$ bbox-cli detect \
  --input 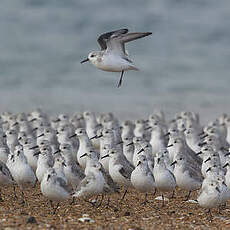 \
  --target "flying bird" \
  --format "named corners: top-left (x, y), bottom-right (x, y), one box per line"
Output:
top-left (81, 29), bottom-right (152, 87)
